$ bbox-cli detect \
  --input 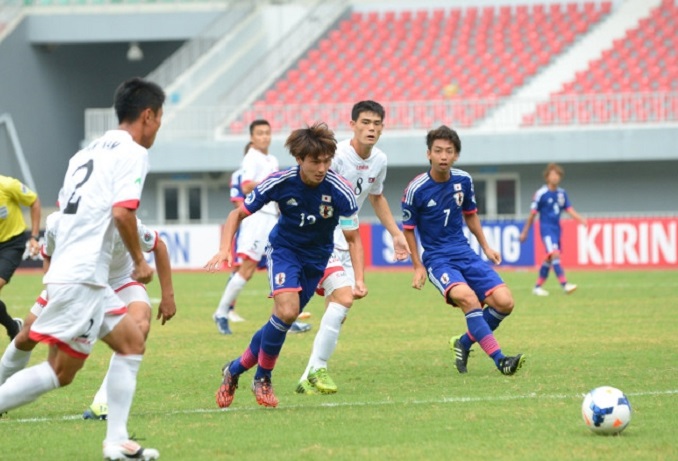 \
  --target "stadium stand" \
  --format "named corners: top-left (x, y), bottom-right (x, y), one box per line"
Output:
top-left (523, 0), bottom-right (678, 125)
top-left (233, 2), bottom-right (613, 132)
